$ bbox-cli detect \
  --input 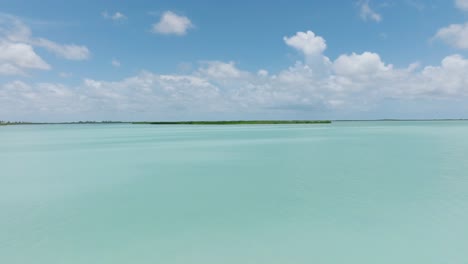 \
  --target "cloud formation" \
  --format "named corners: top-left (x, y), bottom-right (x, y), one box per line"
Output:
top-left (2, 30), bottom-right (468, 120)
top-left (358, 0), bottom-right (382, 22)
top-left (0, 14), bottom-right (90, 75)
top-left (284, 31), bottom-right (327, 57)
top-left (35, 38), bottom-right (90, 60)
top-left (333, 52), bottom-right (391, 77)
top-left (434, 22), bottom-right (468, 49)
top-left (0, 41), bottom-right (50, 75)
top-left (283, 31), bottom-right (331, 76)
top-left (152, 11), bottom-right (193, 35)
